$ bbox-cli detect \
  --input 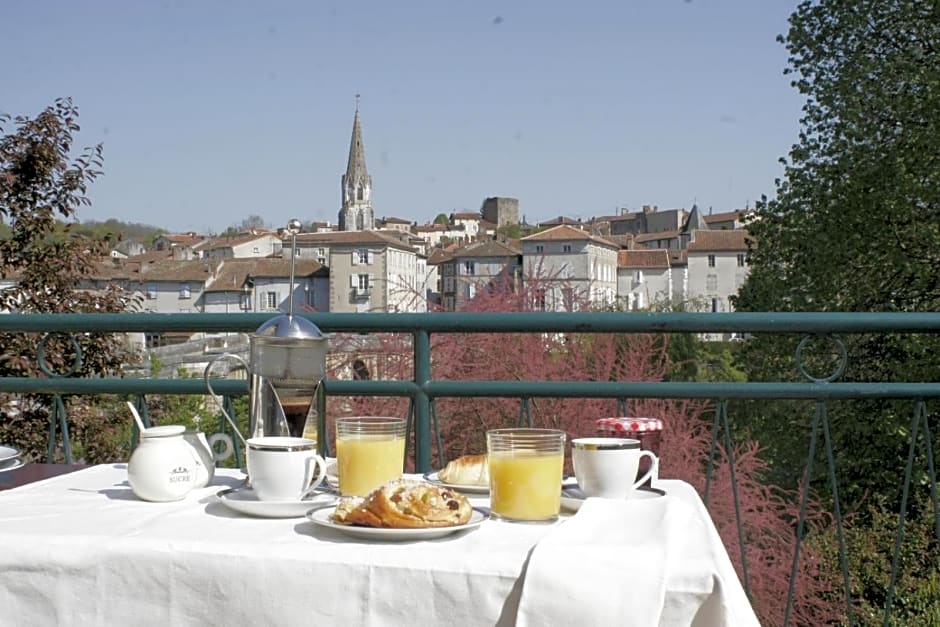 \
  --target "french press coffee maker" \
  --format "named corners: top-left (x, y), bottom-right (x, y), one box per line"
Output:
top-left (205, 219), bottom-right (329, 444)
